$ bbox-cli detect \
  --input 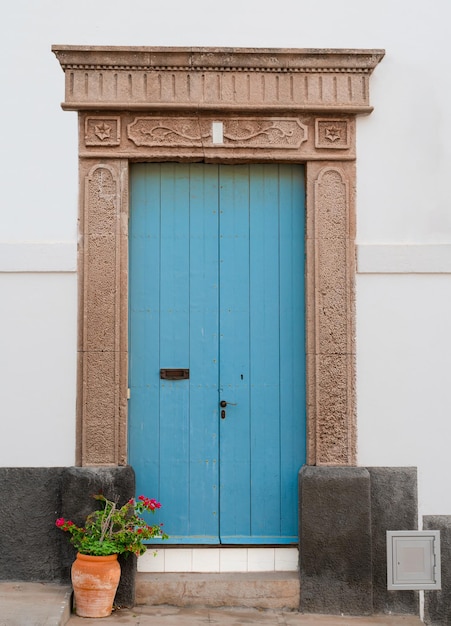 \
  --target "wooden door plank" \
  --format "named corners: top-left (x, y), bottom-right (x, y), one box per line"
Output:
top-left (219, 165), bottom-right (252, 541)
top-left (249, 164), bottom-right (283, 539)
top-left (187, 164), bottom-right (220, 541)
top-left (279, 164), bottom-right (306, 540)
